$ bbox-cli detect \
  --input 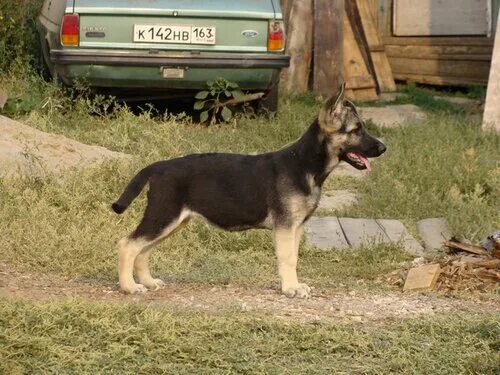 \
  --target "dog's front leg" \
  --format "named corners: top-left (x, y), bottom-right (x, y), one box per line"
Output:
top-left (274, 226), bottom-right (311, 298)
